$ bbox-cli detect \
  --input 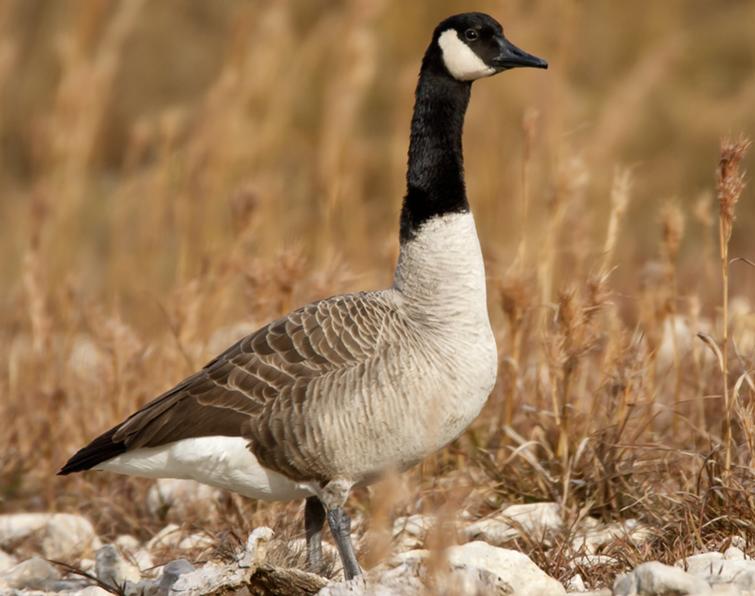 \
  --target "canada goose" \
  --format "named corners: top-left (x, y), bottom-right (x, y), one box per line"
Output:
top-left (59, 12), bottom-right (547, 580)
